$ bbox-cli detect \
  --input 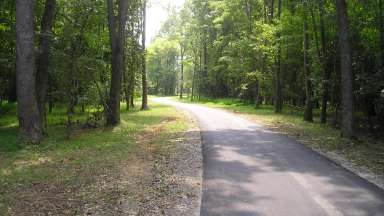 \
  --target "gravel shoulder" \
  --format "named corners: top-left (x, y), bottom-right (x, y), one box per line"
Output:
top-left (164, 110), bottom-right (203, 216)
